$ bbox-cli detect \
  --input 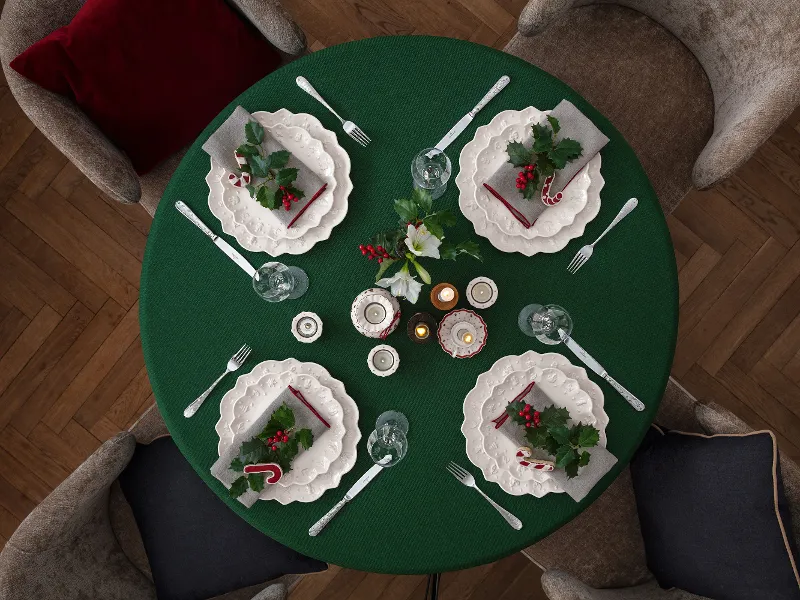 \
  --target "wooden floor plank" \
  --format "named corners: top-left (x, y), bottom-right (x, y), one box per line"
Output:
top-left (50, 161), bottom-right (86, 199)
top-left (687, 189), bottom-right (768, 251)
top-left (0, 474), bottom-right (35, 522)
top-left (0, 444), bottom-right (52, 504)
top-left (104, 364), bottom-right (151, 428)
top-left (17, 141), bottom-right (68, 200)
top-left (0, 262), bottom-right (45, 319)
top-left (0, 307), bottom-right (29, 358)
top-left (755, 140), bottom-right (800, 198)
top-left (749, 360), bottom-right (800, 420)
top-left (0, 94), bottom-right (35, 173)
top-left (88, 415), bottom-right (122, 443)
top-left (765, 311), bottom-right (800, 370)
top-left (97, 190), bottom-right (152, 237)
top-left (286, 565), bottom-right (343, 600)
top-left (27, 422), bottom-right (89, 472)
top-left (0, 306), bottom-right (60, 397)
top-left (673, 197), bottom-right (736, 255)
top-left (61, 420), bottom-right (101, 458)
top-left (0, 426), bottom-right (71, 490)
top-left (677, 243), bottom-right (719, 304)
top-left (738, 158), bottom-right (800, 230)
top-left (0, 129), bottom-right (48, 202)
top-left (785, 351), bottom-right (800, 386)
top-left (455, 0), bottom-right (515, 34)
top-left (0, 504), bottom-right (20, 542)
top-left (666, 214), bottom-right (702, 259)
